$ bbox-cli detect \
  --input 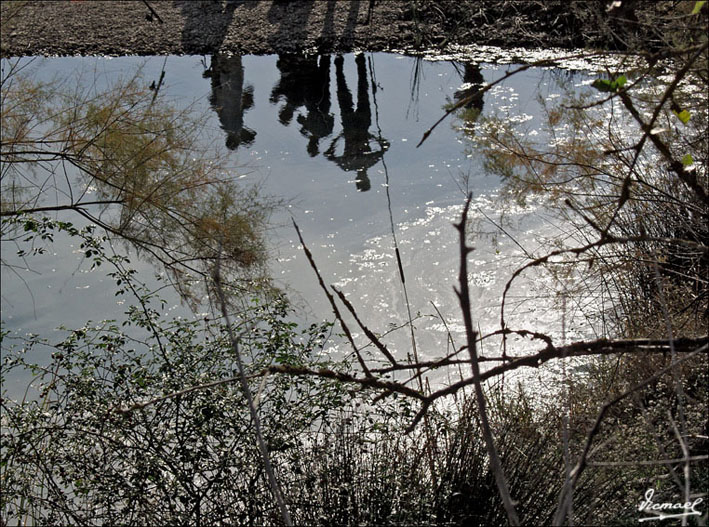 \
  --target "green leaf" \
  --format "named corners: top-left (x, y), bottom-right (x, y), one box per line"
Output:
top-left (674, 109), bottom-right (691, 124)
top-left (592, 76), bottom-right (627, 93)
top-left (592, 79), bottom-right (613, 93)
top-left (691, 1), bottom-right (706, 15)
top-left (682, 154), bottom-right (694, 166)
